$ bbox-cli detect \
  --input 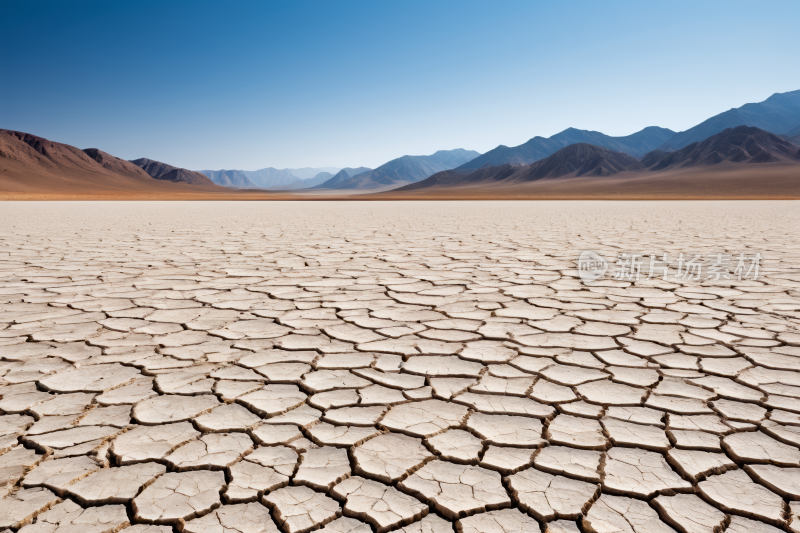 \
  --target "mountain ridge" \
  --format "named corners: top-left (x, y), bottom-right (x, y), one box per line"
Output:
top-left (0, 129), bottom-right (220, 195)
top-left (198, 166), bottom-right (342, 188)
top-left (659, 90), bottom-right (800, 150)
top-left (130, 158), bottom-right (215, 185)
top-left (457, 126), bottom-right (675, 171)
top-left (317, 149), bottom-right (480, 190)
top-left (644, 126), bottom-right (800, 170)
top-left (312, 167), bottom-right (372, 189)
top-left (199, 169), bottom-right (259, 188)
top-left (398, 126), bottom-right (799, 192)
